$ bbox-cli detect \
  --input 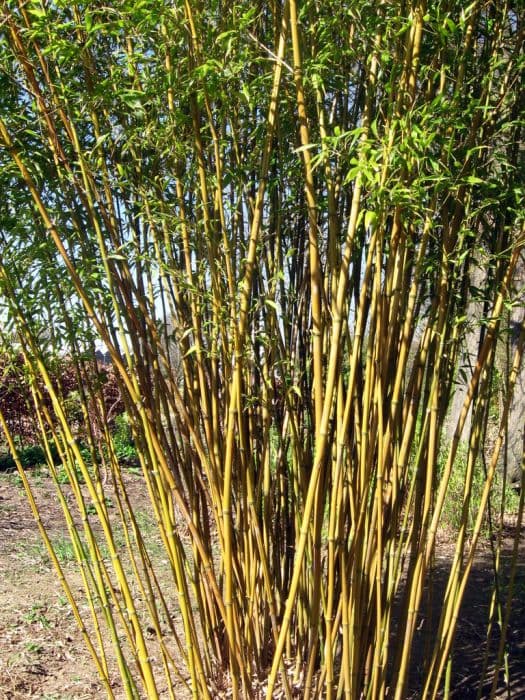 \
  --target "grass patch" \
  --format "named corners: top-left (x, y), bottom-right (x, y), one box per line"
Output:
top-left (16, 536), bottom-right (77, 568)
top-left (23, 604), bottom-right (51, 629)
top-left (440, 444), bottom-right (522, 535)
